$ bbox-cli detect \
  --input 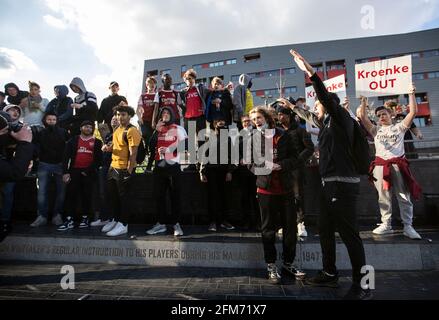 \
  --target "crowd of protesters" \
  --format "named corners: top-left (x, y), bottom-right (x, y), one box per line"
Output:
top-left (0, 48), bottom-right (426, 299)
